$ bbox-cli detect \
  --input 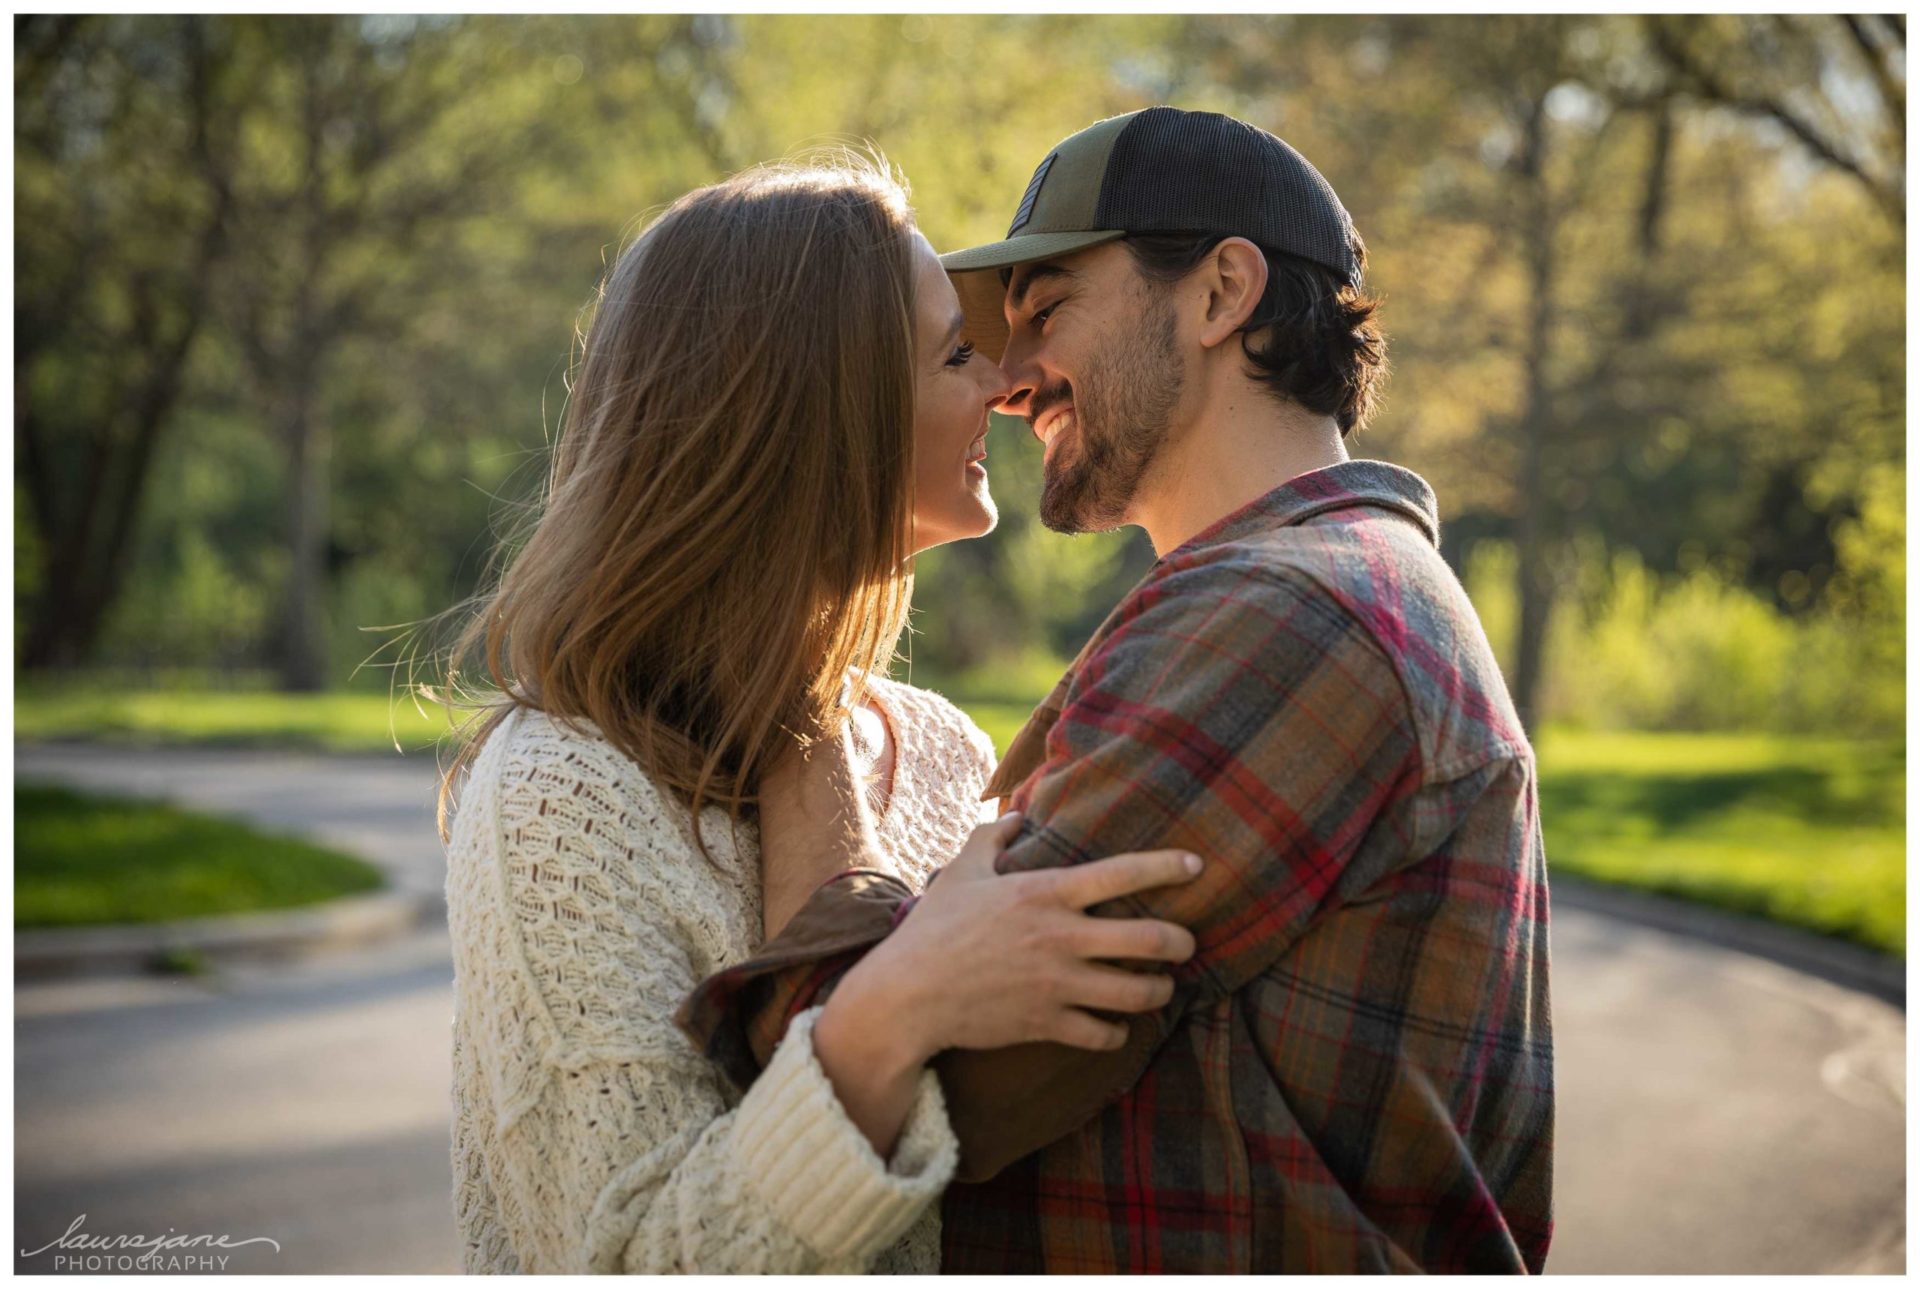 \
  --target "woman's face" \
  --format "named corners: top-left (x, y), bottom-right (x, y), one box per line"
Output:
top-left (908, 231), bottom-right (1012, 554)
